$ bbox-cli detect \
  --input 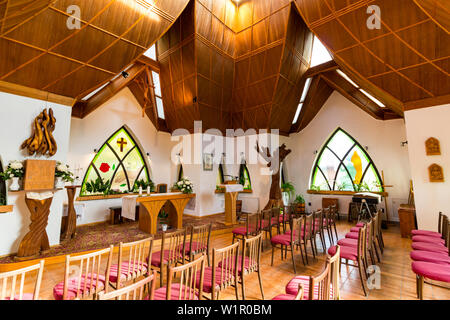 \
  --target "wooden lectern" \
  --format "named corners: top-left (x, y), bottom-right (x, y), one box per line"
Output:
top-left (222, 183), bottom-right (244, 225)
